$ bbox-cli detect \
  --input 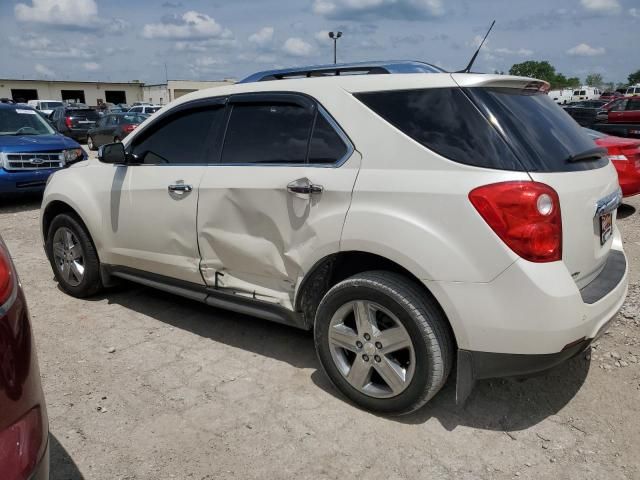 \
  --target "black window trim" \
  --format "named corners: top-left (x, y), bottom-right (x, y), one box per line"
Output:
top-left (216, 91), bottom-right (354, 168)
